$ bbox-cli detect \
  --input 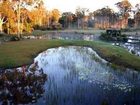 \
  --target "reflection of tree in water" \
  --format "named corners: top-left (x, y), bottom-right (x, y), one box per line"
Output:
top-left (0, 65), bottom-right (47, 105)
